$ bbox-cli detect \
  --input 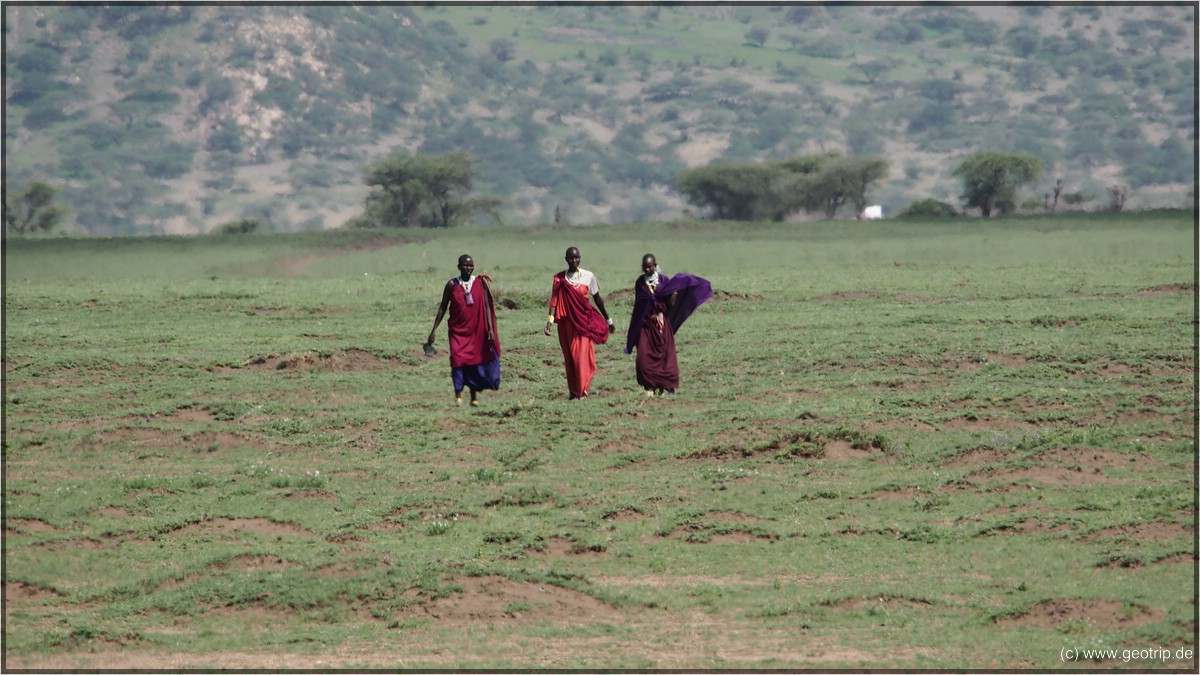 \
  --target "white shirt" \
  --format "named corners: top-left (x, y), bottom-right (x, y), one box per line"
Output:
top-left (564, 268), bottom-right (599, 295)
